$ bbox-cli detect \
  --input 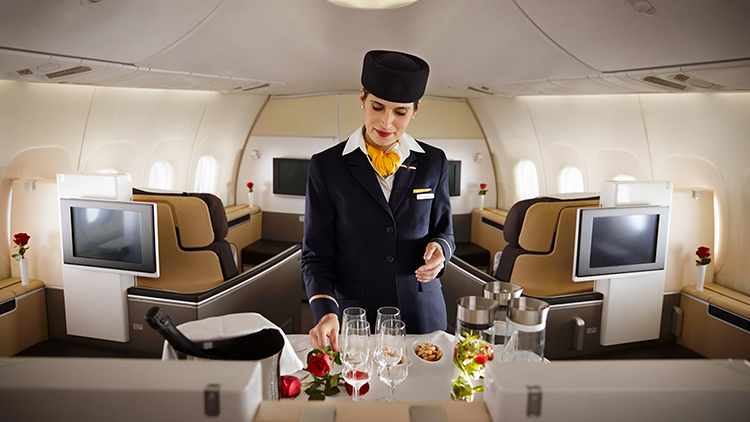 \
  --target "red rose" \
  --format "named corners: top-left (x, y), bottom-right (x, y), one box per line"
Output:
top-left (480, 183), bottom-right (487, 190)
top-left (306, 352), bottom-right (332, 377)
top-left (483, 344), bottom-right (494, 361)
top-left (474, 352), bottom-right (489, 365)
top-left (13, 233), bottom-right (30, 246)
top-left (696, 246), bottom-right (711, 259)
top-left (280, 375), bottom-right (301, 398)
